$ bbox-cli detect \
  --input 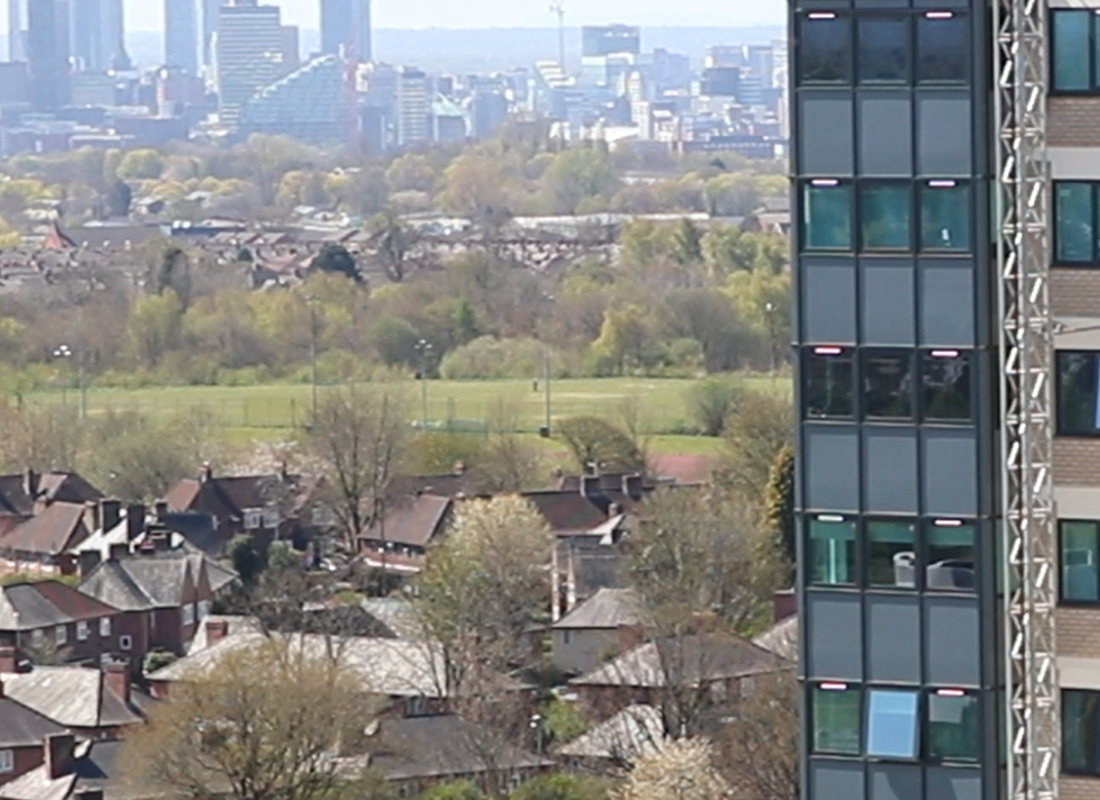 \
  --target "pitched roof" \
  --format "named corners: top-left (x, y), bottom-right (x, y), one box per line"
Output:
top-left (553, 588), bottom-right (641, 630)
top-left (0, 502), bottom-right (91, 556)
top-left (753, 615), bottom-right (798, 661)
top-left (164, 472), bottom-right (317, 522)
top-left (0, 581), bottom-right (117, 630)
top-left (0, 739), bottom-right (171, 800)
top-left (0, 668), bottom-right (143, 729)
top-left (78, 555), bottom-right (197, 611)
top-left (569, 632), bottom-right (783, 689)
top-left (0, 472), bottom-right (102, 518)
top-left (556, 704), bottom-right (665, 761)
top-left (523, 491), bottom-right (610, 535)
top-left (360, 494), bottom-right (451, 548)
top-left (0, 694), bottom-right (67, 747)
